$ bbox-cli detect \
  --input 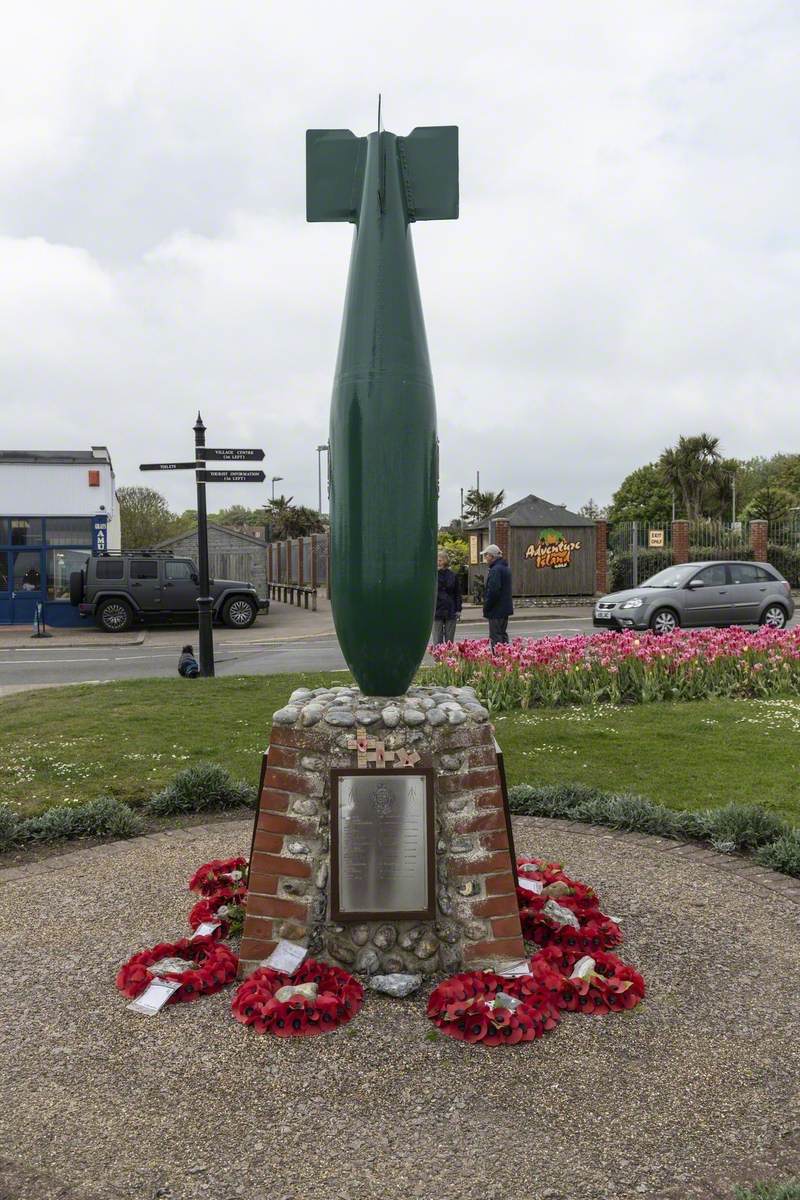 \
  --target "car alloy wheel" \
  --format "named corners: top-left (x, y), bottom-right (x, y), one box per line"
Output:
top-left (763, 605), bottom-right (787, 629)
top-left (228, 599), bottom-right (254, 627)
top-left (101, 603), bottom-right (129, 631)
top-left (652, 610), bottom-right (677, 635)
